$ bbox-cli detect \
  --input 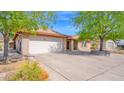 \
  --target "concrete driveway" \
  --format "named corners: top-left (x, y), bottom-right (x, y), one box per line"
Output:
top-left (35, 51), bottom-right (124, 81)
